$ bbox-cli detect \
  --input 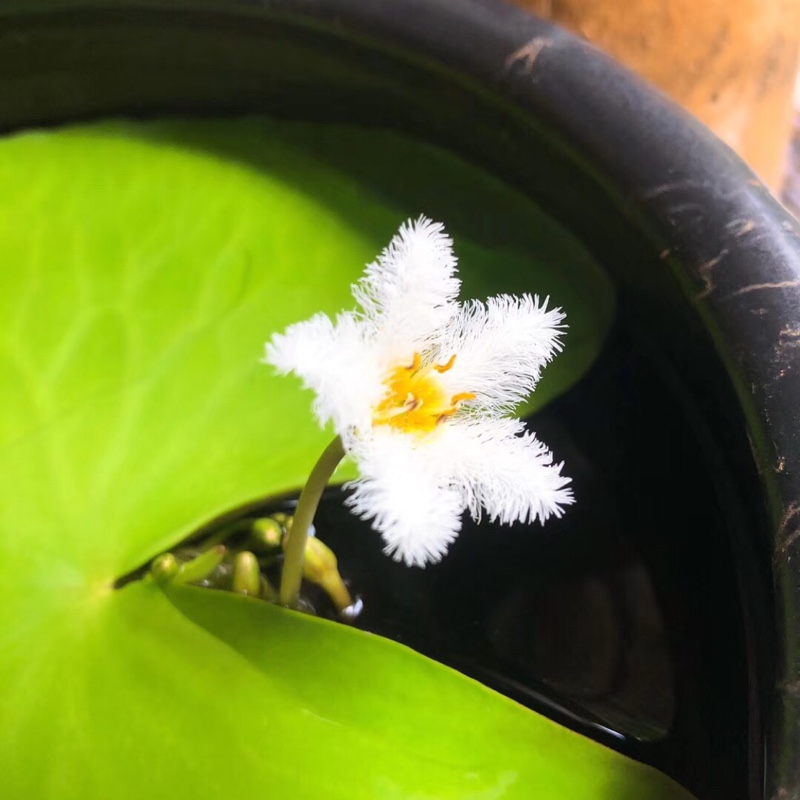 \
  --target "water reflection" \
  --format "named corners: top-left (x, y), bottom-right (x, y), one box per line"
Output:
top-left (487, 562), bottom-right (673, 741)
top-left (305, 324), bottom-right (749, 800)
